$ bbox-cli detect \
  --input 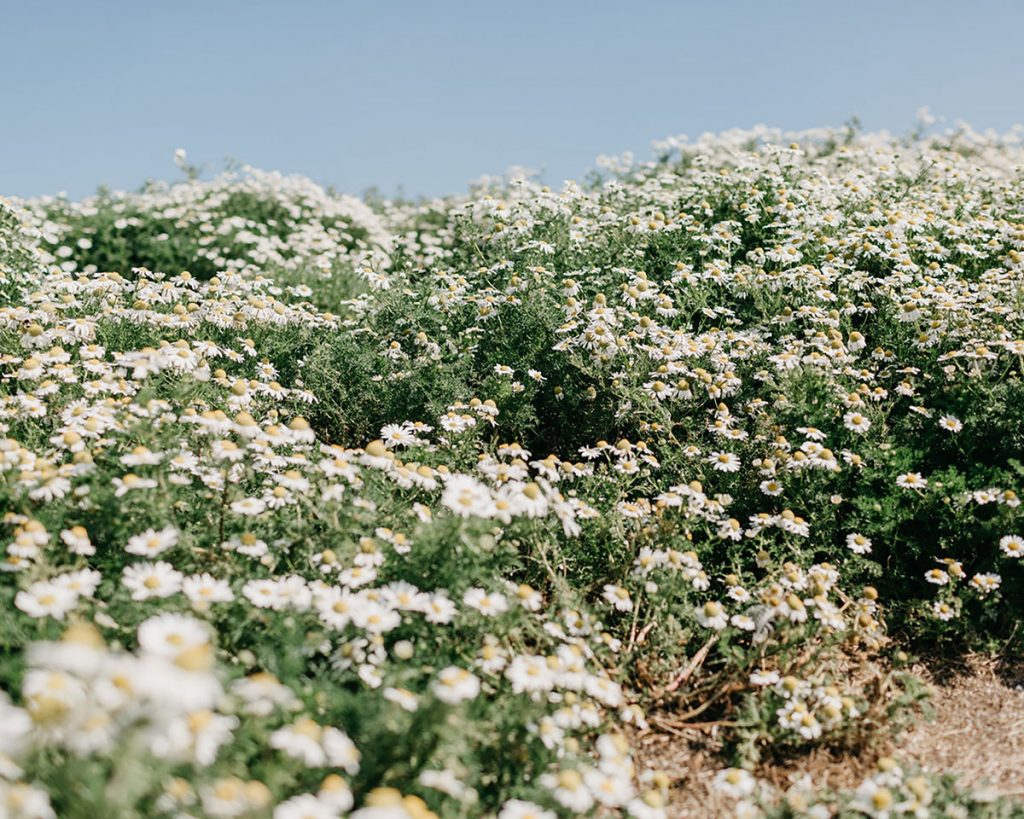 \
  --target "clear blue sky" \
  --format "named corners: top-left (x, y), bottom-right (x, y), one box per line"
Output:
top-left (3, 0), bottom-right (1023, 200)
